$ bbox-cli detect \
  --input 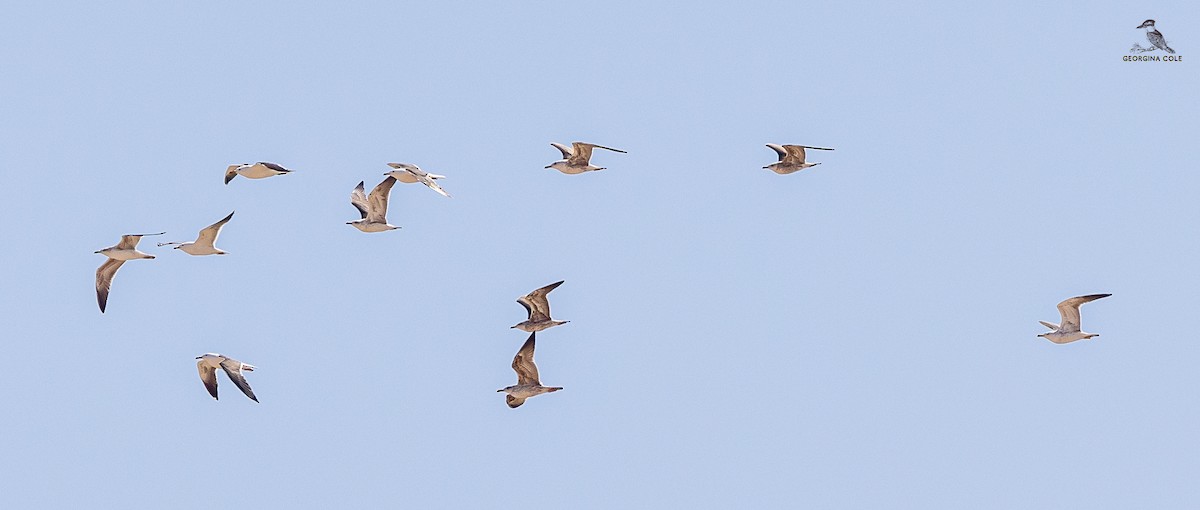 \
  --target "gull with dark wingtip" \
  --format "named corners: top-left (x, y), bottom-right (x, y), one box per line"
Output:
top-left (196, 353), bottom-right (259, 402)
top-left (763, 144), bottom-right (834, 174)
top-left (158, 211), bottom-right (234, 255)
top-left (94, 232), bottom-right (164, 313)
top-left (498, 332), bottom-right (562, 408)
top-left (1037, 294), bottom-right (1112, 344)
top-left (386, 163), bottom-right (451, 198)
top-left (512, 280), bottom-right (569, 332)
top-left (546, 142), bottom-right (626, 174)
top-left (224, 161), bottom-right (293, 185)
top-left (347, 177), bottom-right (400, 233)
